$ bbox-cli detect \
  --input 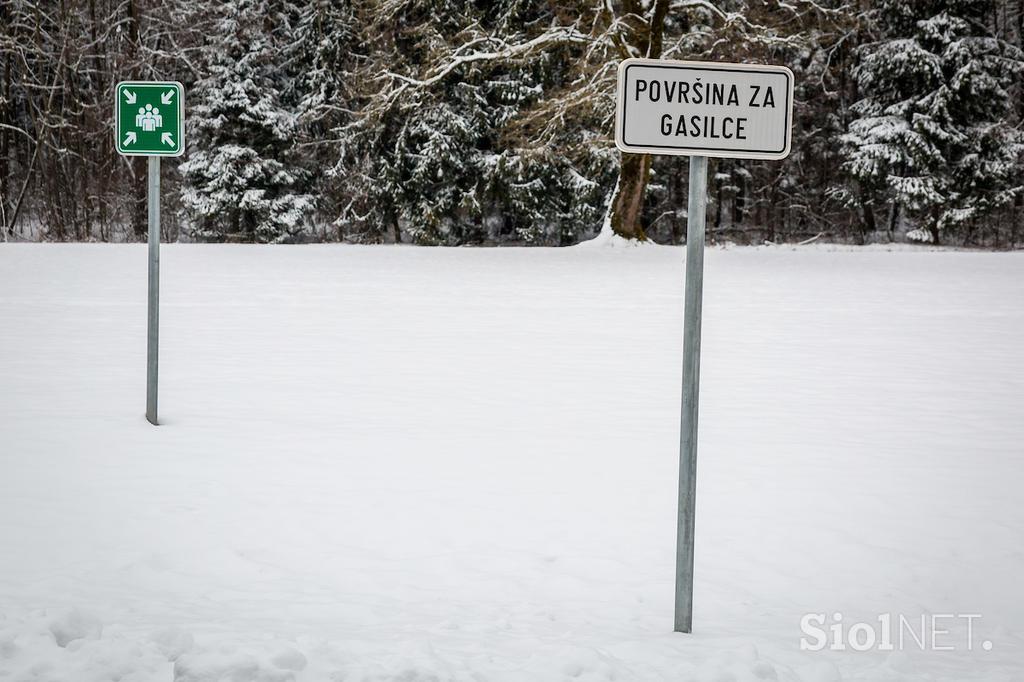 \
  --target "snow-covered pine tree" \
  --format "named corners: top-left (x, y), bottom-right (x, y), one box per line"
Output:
top-left (334, 0), bottom-right (612, 245)
top-left (292, 0), bottom-right (358, 241)
top-left (842, 0), bottom-right (1024, 244)
top-left (180, 0), bottom-right (313, 243)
